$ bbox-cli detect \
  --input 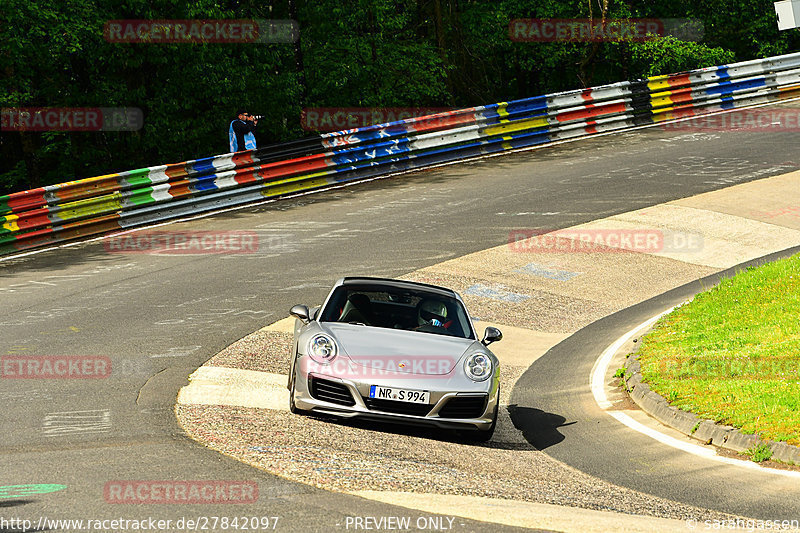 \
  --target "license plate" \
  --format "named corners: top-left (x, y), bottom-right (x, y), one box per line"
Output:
top-left (369, 385), bottom-right (430, 404)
